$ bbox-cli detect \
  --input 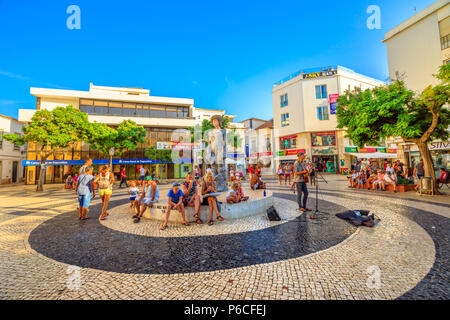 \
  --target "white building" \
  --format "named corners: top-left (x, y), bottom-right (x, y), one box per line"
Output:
top-left (0, 115), bottom-right (26, 184)
top-left (383, 0), bottom-right (450, 172)
top-left (383, 0), bottom-right (449, 93)
top-left (272, 65), bottom-right (386, 171)
top-left (18, 83), bottom-right (242, 183)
